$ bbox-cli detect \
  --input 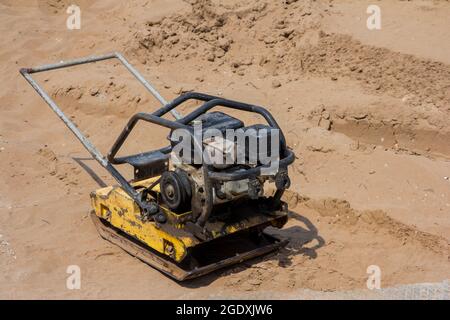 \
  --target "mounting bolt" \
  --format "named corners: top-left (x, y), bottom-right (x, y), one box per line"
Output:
top-left (155, 212), bottom-right (167, 223)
